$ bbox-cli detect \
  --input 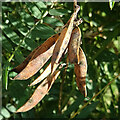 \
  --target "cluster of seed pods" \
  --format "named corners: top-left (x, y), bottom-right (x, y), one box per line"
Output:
top-left (12, 3), bottom-right (87, 113)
